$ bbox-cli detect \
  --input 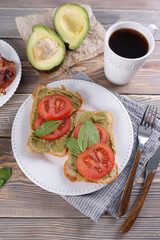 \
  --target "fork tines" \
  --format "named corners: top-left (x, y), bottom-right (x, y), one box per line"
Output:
top-left (141, 105), bottom-right (157, 128)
